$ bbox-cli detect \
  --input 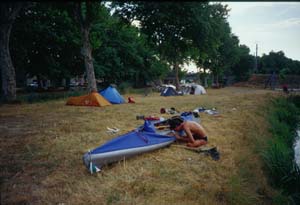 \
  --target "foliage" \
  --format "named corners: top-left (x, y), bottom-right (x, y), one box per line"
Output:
top-left (259, 51), bottom-right (300, 75)
top-left (231, 45), bottom-right (255, 81)
top-left (5, 1), bottom-right (299, 98)
top-left (92, 15), bottom-right (168, 87)
top-left (262, 97), bottom-right (300, 204)
top-left (11, 3), bottom-right (83, 84)
top-left (10, 3), bottom-right (167, 90)
top-left (112, 2), bottom-right (230, 88)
